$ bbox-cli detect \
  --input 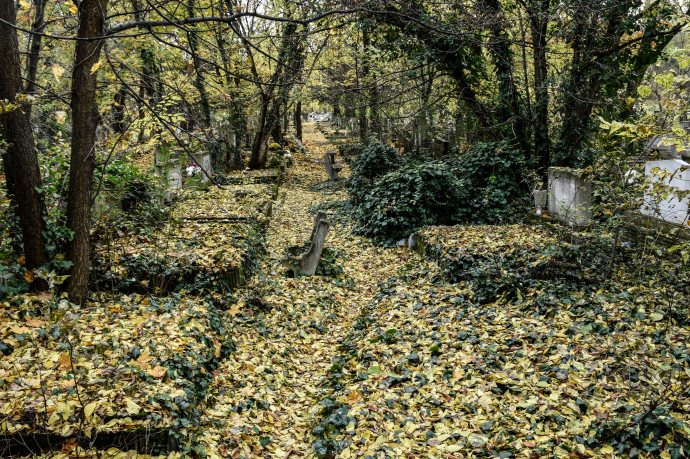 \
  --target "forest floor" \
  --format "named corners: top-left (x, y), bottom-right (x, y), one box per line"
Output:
top-left (197, 122), bottom-right (420, 457)
top-left (1, 123), bottom-right (689, 459)
top-left (194, 123), bottom-right (689, 459)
